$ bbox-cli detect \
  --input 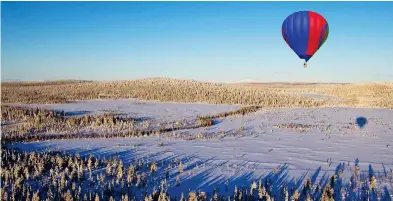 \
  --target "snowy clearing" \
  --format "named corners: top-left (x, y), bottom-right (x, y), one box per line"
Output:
top-left (9, 99), bottom-right (242, 122)
top-left (11, 101), bottom-right (393, 197)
